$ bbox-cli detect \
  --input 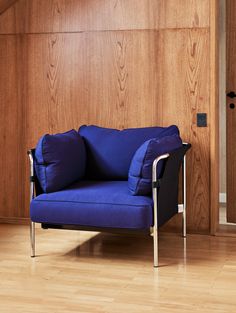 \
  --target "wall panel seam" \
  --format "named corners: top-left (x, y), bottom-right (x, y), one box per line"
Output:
top-left (0, 27), bottom-right (211, 36)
